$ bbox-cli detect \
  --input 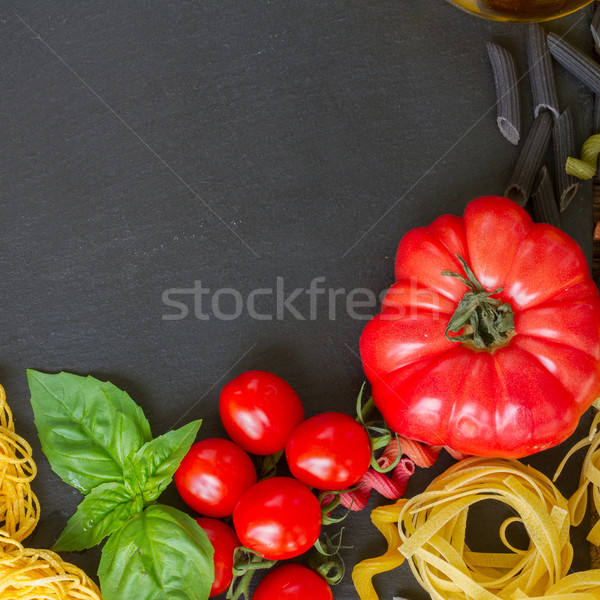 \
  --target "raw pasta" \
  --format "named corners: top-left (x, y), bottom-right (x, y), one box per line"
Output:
top-left (566, 134), bottom-right (600, 180)
top-left (353, 456), bottom-right (600, 600)
top-left (552, 108), bottom-right (579, 211)
top-left (555, 411), bottom-right (600, 547)
top-left (0, 385), bottom-right (101, 600)
top-left (487, 42), bottom-right (521, 145)
top-left (526, 23), bottom-right (559, 119)
top-left (547, 32), bottom-right (600, 96)
top-left (591, 3), bottom-right (600, 55)
top-left (0, 388), bottom-right (39, 544)
top-left (504, 110), bottom-right (553, 205)
top-left (532, 165), bottom-right (561, 227)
